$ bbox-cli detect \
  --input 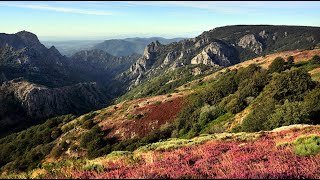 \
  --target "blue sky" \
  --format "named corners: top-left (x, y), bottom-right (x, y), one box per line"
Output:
top-left (0, 1), bottom-right (320, 41)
